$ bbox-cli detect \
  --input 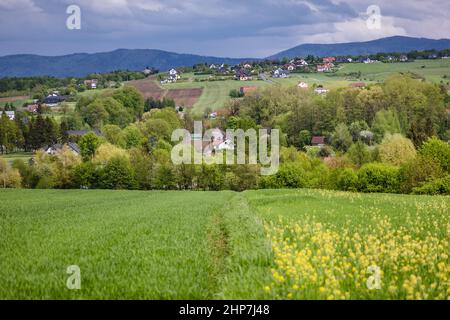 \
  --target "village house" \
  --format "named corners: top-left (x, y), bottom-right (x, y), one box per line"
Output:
top-left (83, 79), bottom-right (98, 89)
top-left (45, 142), bottom-right (80, 156)
top-left (317, 63), bottom-right (333, 72)
top-left (314, 86), bottom-right (329, 95)
top-left (235, 69), bottom-right (252, 81)
top-left (273, 68), bottom-right (289, 78)
top-left (297, 81), bottom-right (309, 89)
top-left (323, 57), bottom-right (336, 63)
top-left (26, 104), bottom-right (39, 113)
top-left (285, 64), bottom-right (296, 71)
top-left (44, 93), bottom-right (64, 106)
top-left (399, 55), bottom-right (409, 62)
top-left (362, 57), bottom-right (377, 64)
top-left (2, 110), bottom-right (15, 120)
top-left (311, 136), bottom-right (326, 147)
top-left (243, 63), bottom-right (252, 69)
